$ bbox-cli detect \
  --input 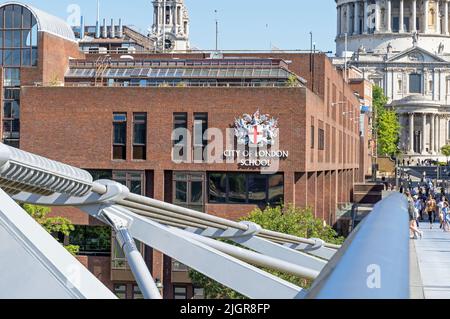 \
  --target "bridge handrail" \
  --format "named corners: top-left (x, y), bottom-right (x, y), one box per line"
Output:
top-left (305, 193), bottom-right (410, 299)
